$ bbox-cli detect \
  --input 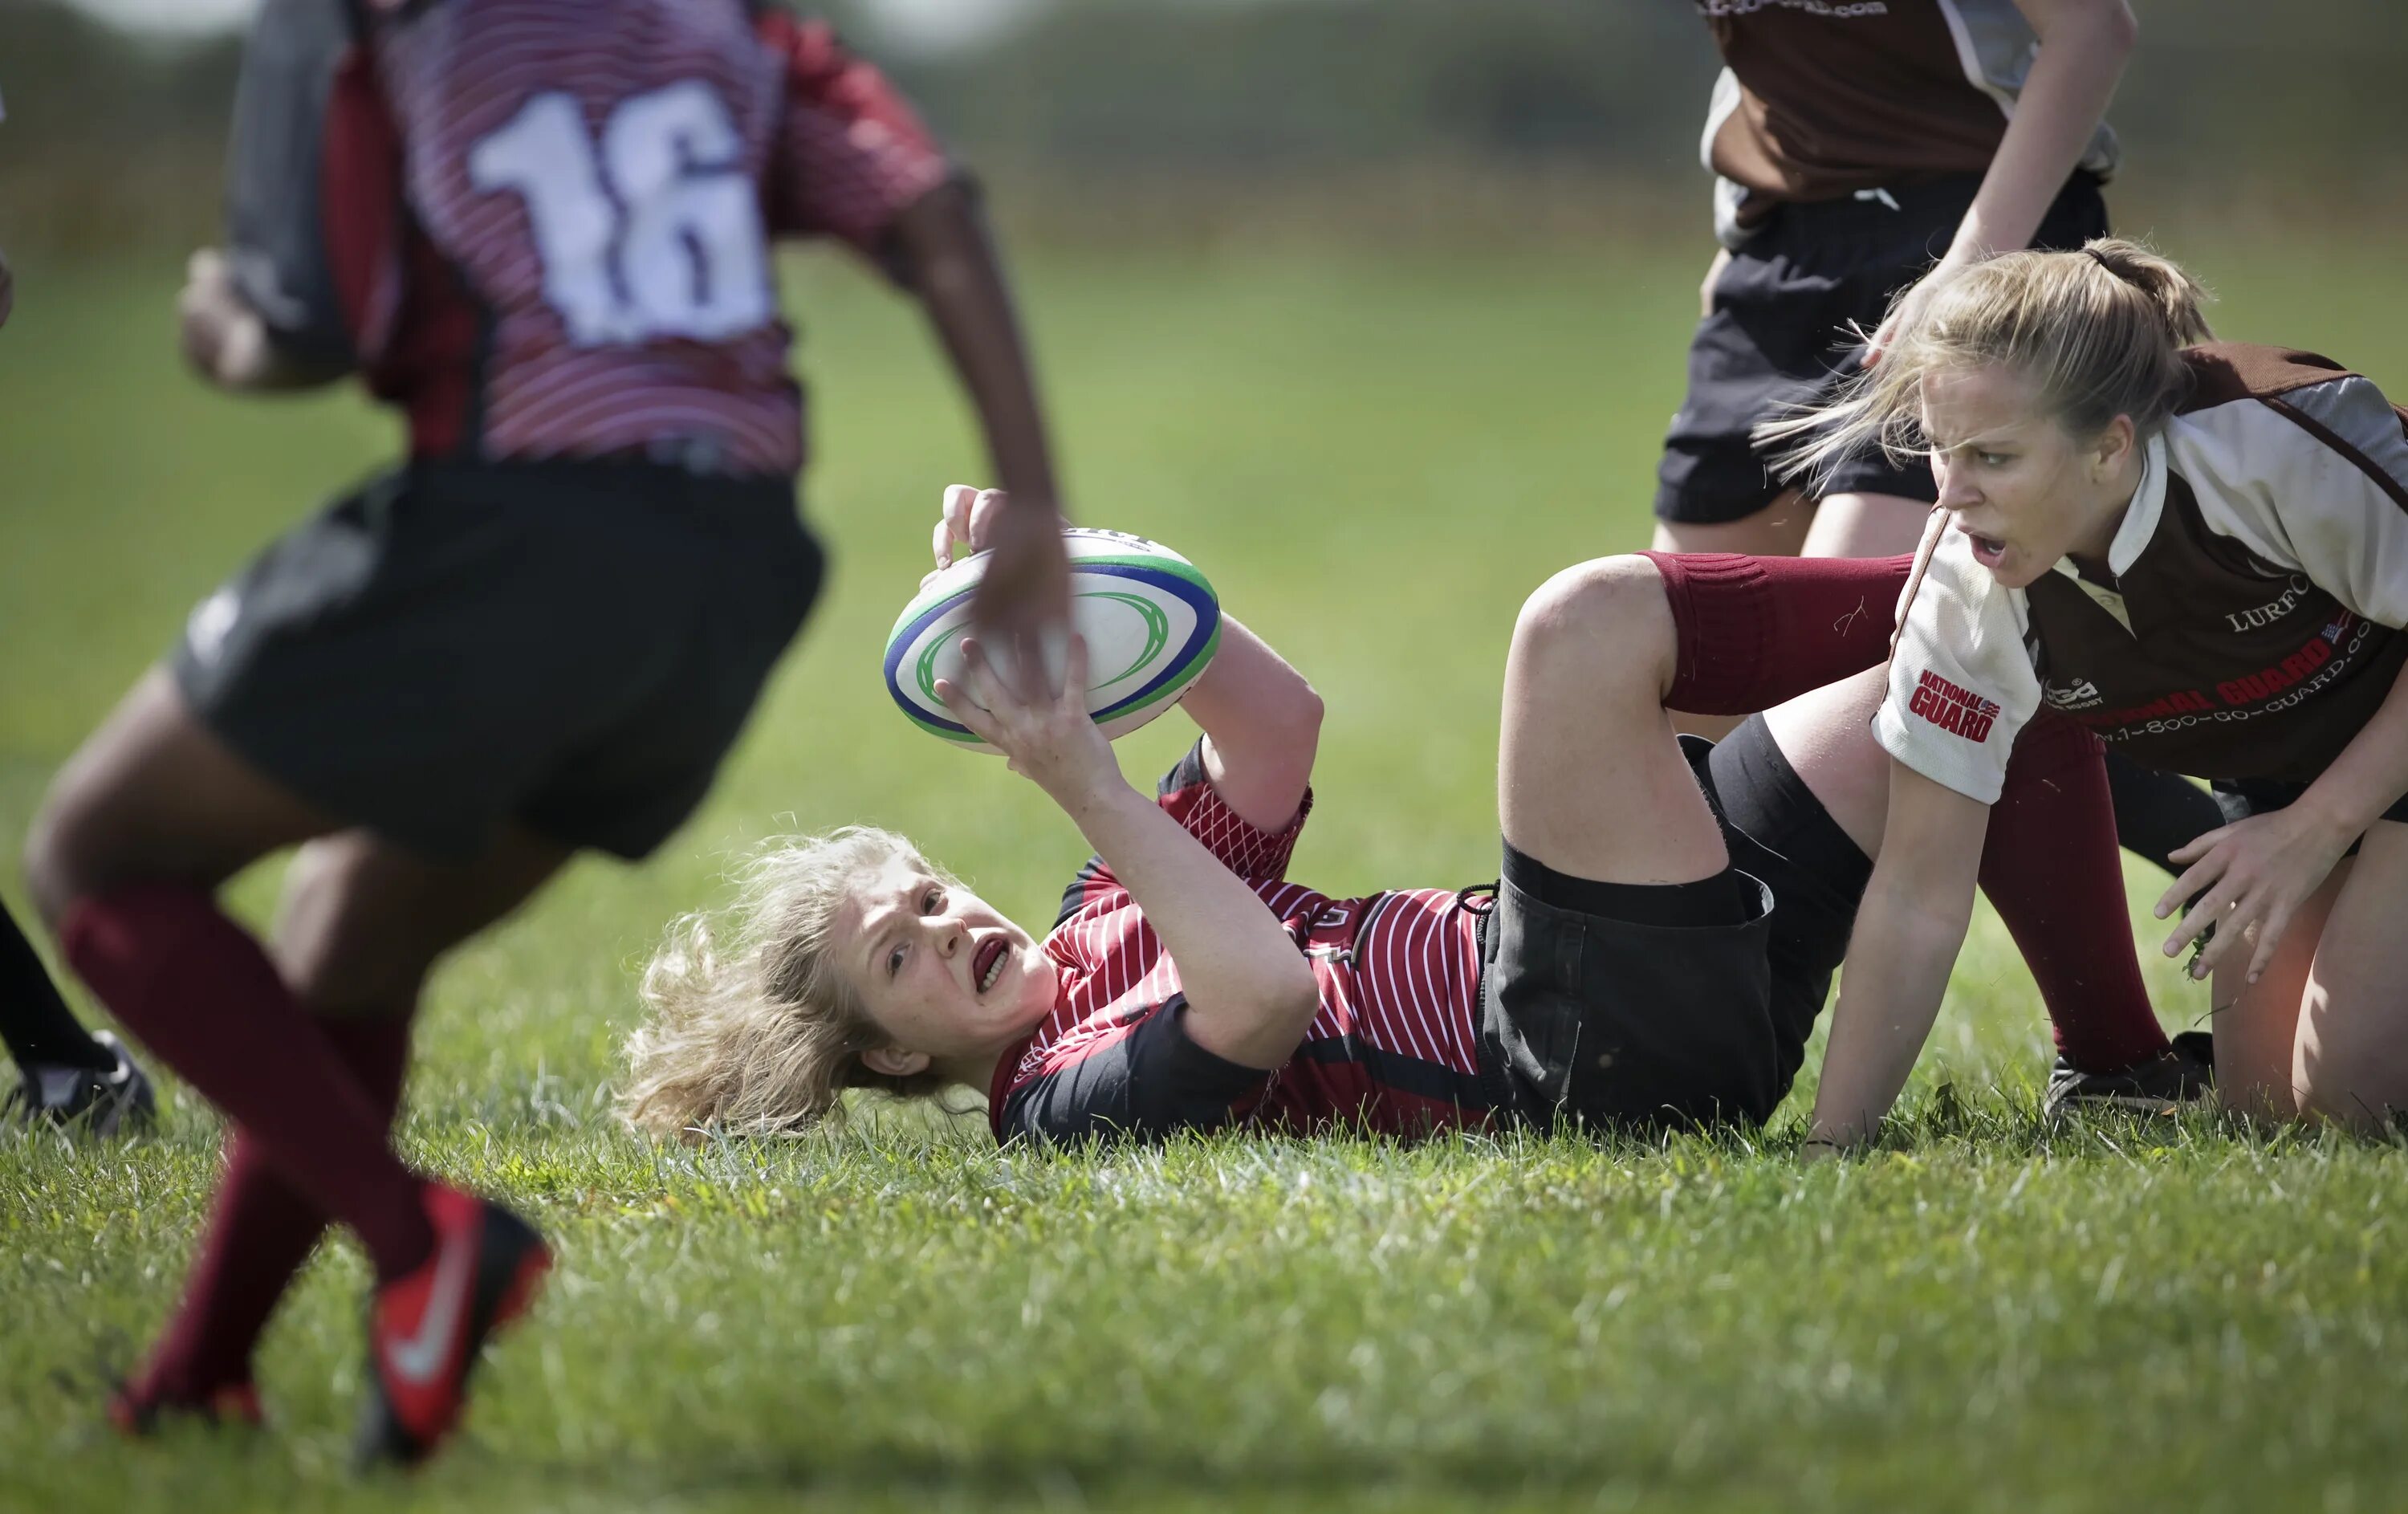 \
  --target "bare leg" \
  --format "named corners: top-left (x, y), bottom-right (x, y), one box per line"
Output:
top-left (1799, 490), bottom-right (1930, 560)
top-left (1499, 556), bottom-right (1728, 886)
top-left (2292, 822), bottom-right (2408, 1131)
top-left (1760, 667), bottom-right (1892, 856)
top-left (24, 669), bottom-right (333, 924)
top-left (275, 826), bottom-right (570, 1015)
top-left (1652, 490), bottom-right (1814, 740)
top-left (2211, 865), bottom-right (2345, 1123)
